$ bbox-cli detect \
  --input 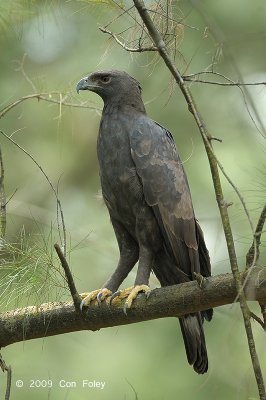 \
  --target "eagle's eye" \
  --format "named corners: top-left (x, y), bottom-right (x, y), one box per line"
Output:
top-left (100, 76), bottom-right (111, 84)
